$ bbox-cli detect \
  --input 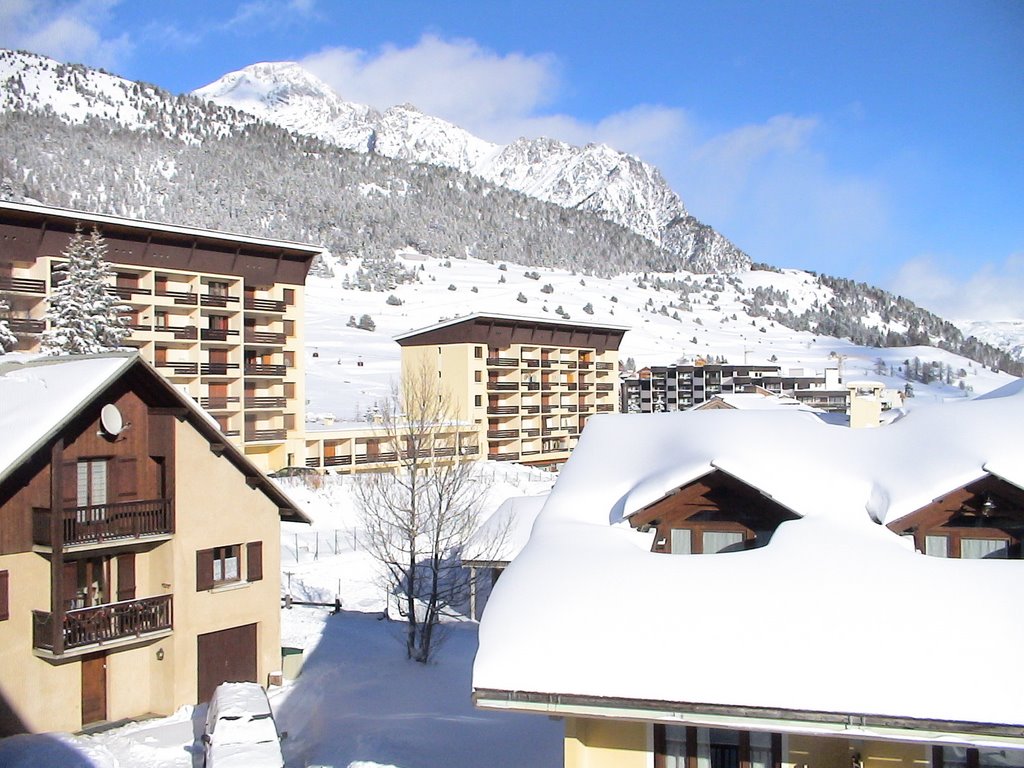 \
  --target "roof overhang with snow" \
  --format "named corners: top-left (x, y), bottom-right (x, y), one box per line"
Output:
top-left (472, 390), bottom-right (1024, 739)
top-left (394, 312), bottom-right (629, 351)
